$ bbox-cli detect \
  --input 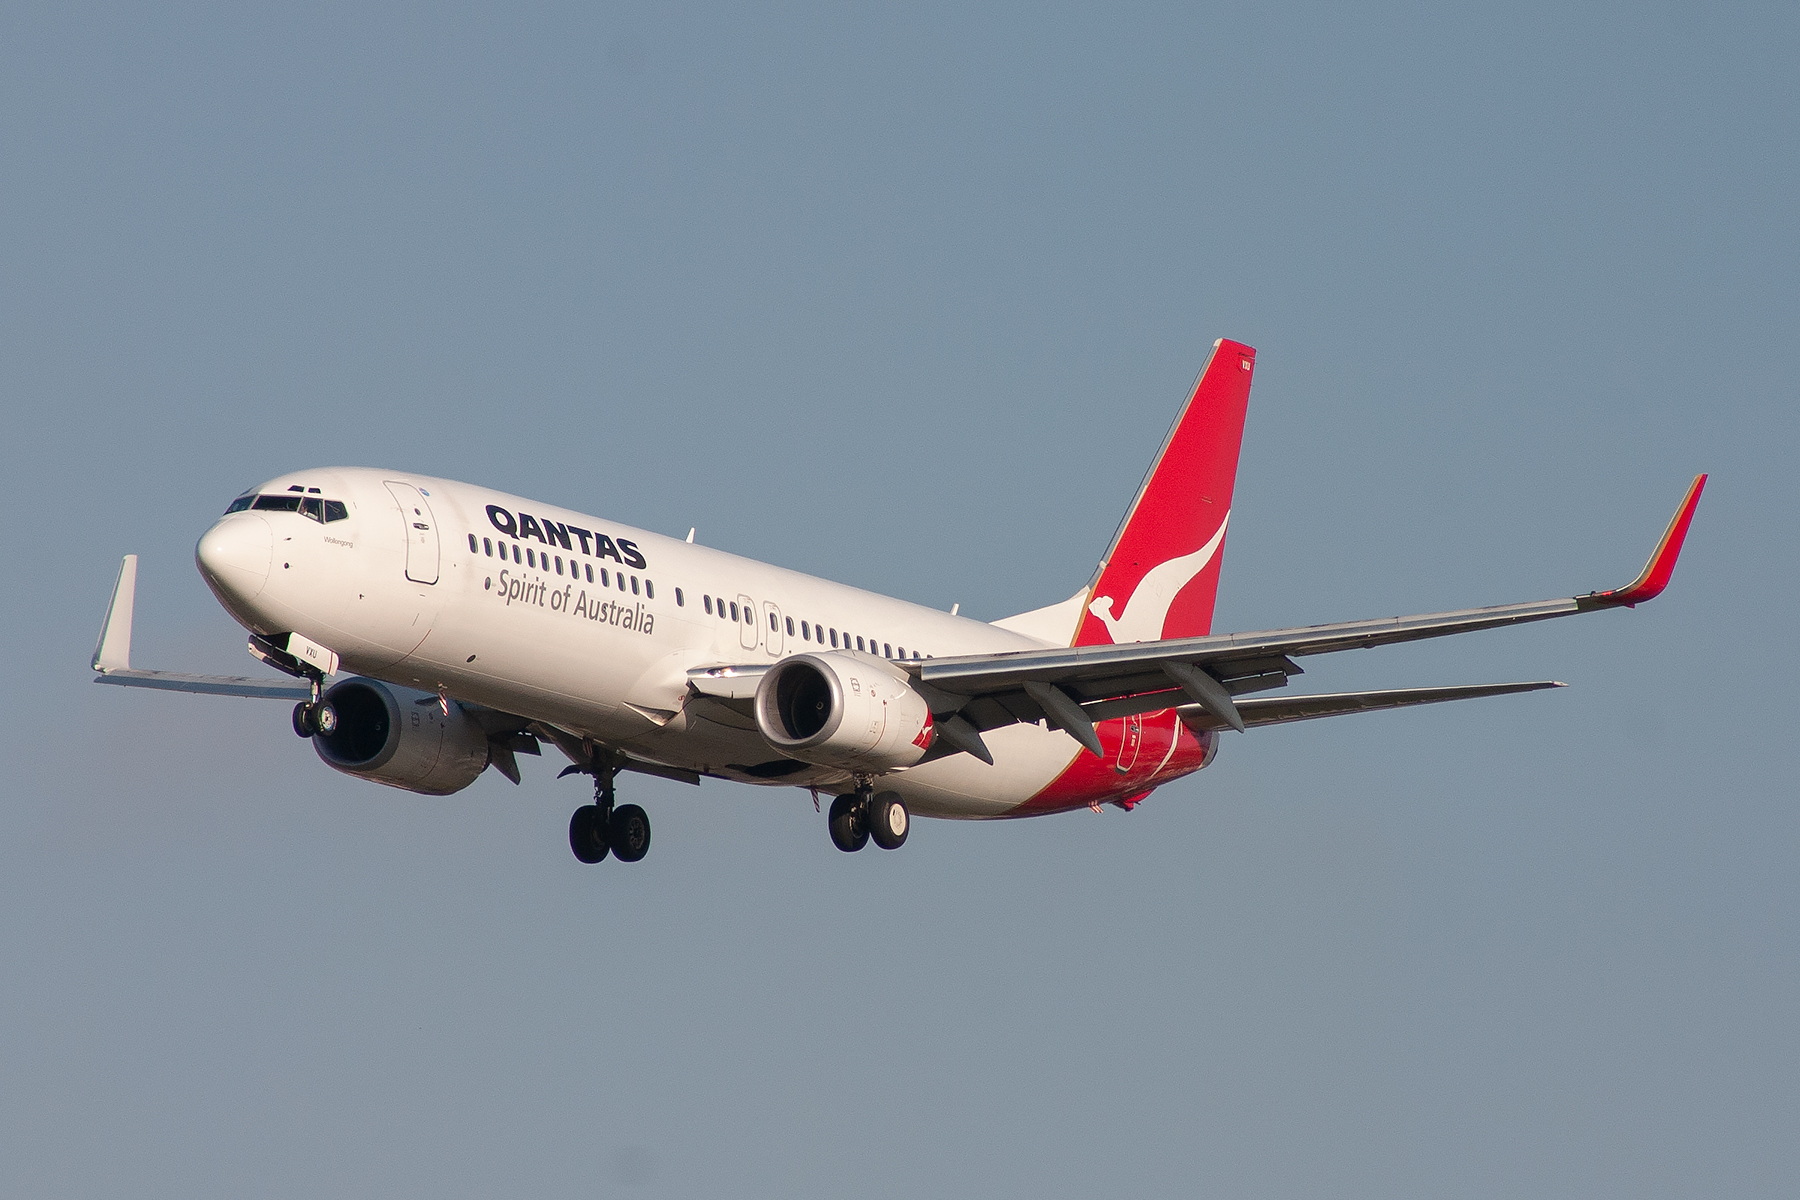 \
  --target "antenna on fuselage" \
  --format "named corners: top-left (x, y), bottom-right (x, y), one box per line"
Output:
top-left (686, 528), bottom-right (695, 544)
